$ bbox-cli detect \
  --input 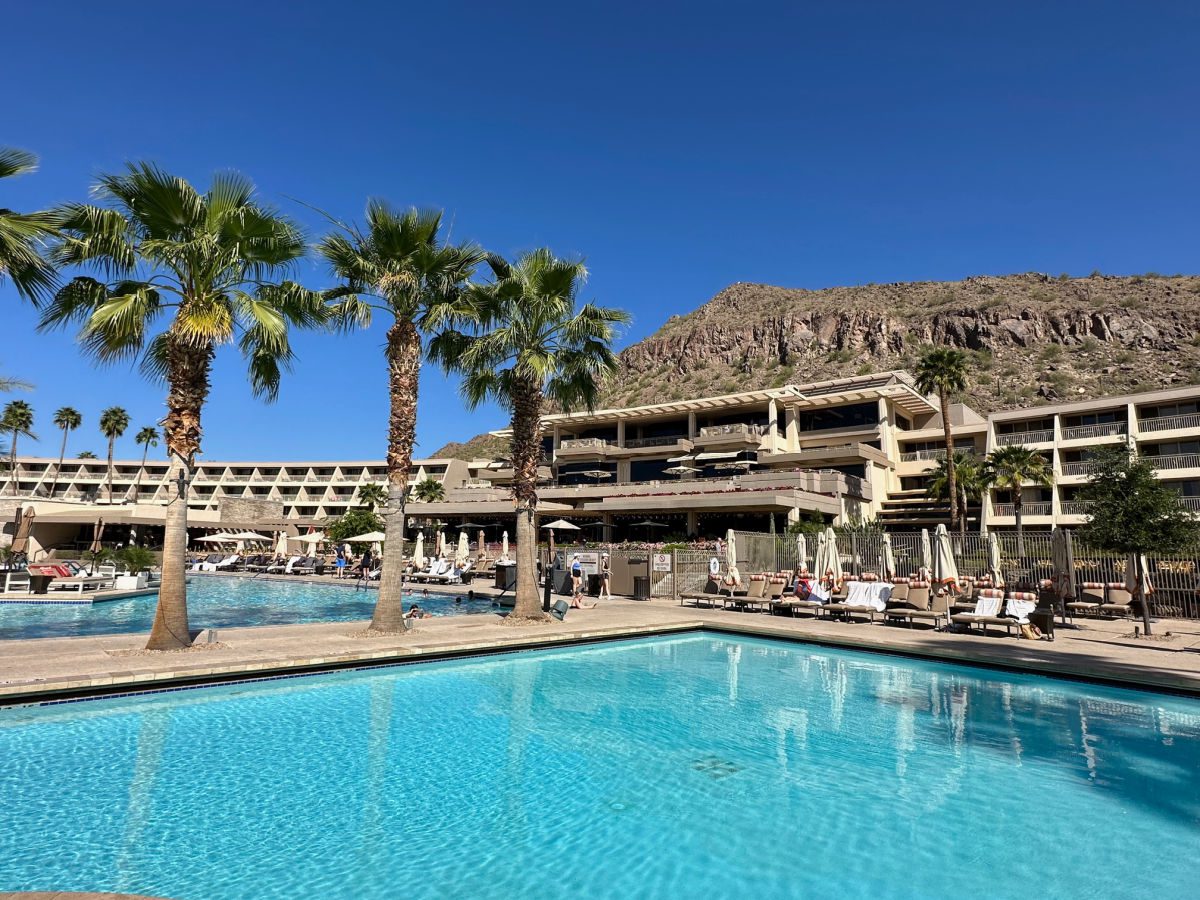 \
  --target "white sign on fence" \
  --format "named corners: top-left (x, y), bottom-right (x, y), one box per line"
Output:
top-left (653, 553), bottom-right (672, 573)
